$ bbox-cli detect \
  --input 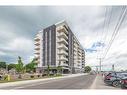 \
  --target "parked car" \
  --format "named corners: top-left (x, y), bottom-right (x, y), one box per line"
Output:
top-left (102, 71), bottom-right (111, 78)
top-left (104, 72), bottom-right (124, 87)
top-left (119, 73), bottom-right (127, 89)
